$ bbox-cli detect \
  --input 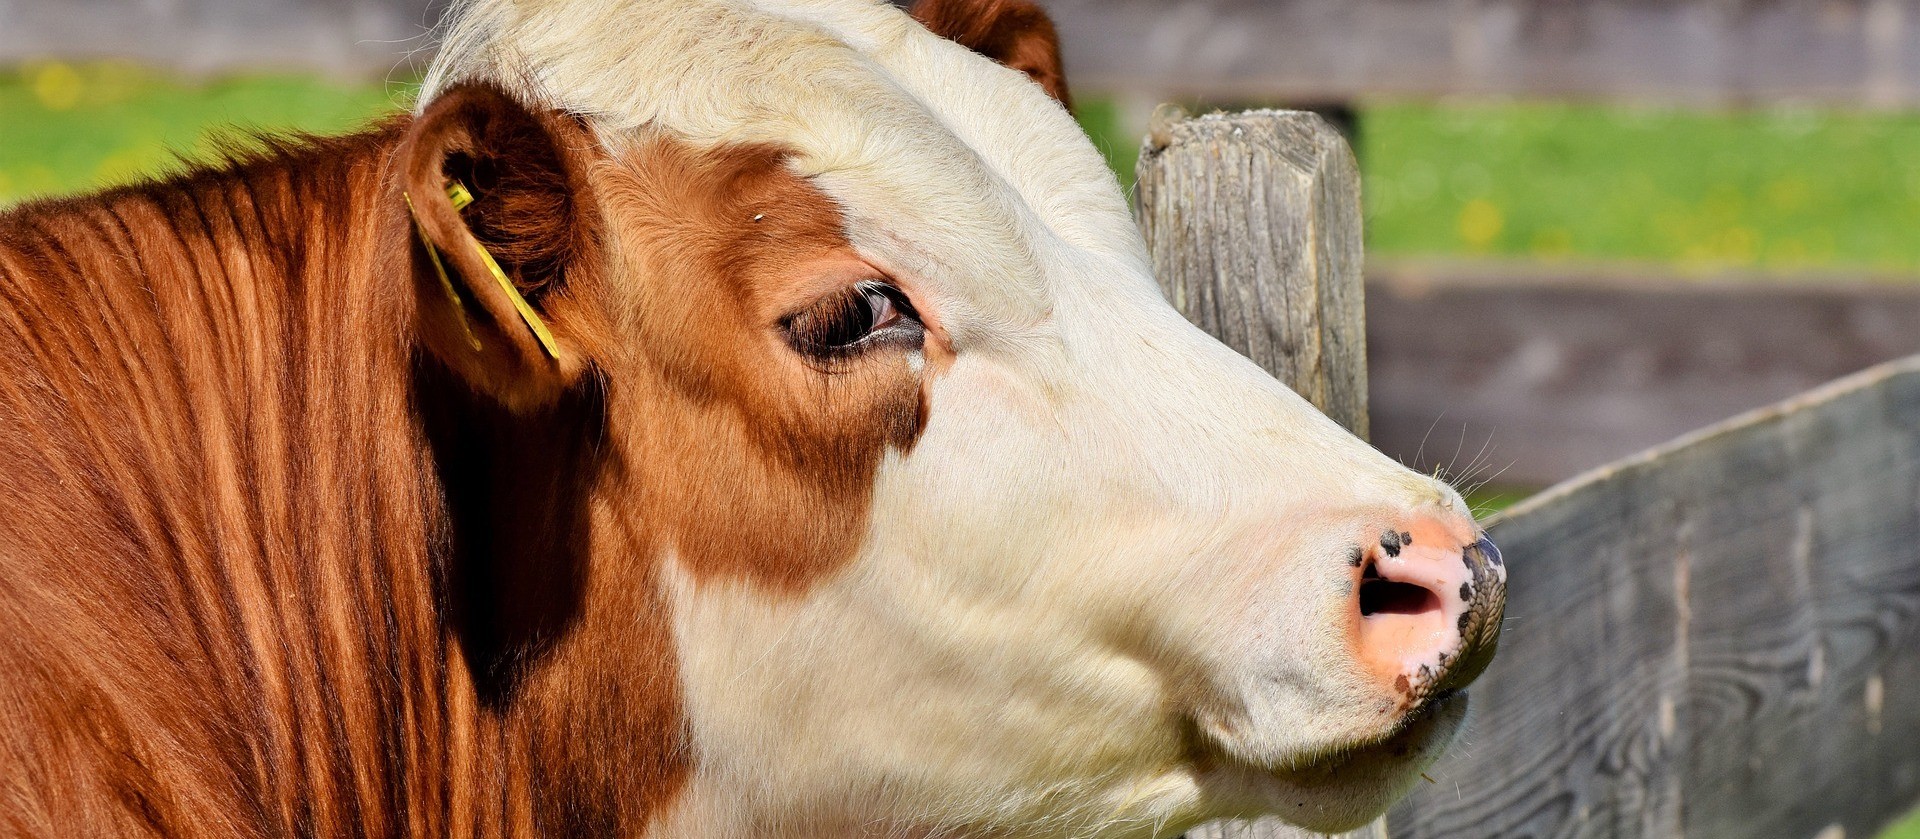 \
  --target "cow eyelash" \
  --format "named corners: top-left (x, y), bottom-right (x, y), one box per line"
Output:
top-left (783, 280), bottom-right (923, 359)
